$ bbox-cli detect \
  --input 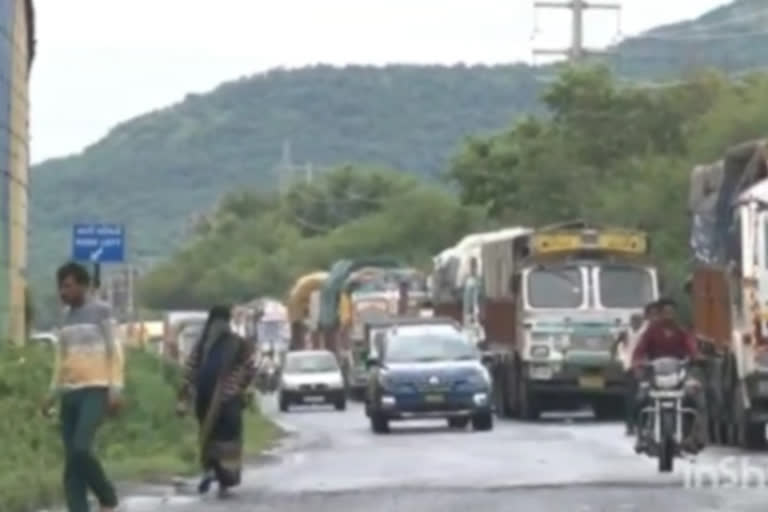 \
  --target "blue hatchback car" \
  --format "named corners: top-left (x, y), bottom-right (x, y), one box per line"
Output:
top-left (364, 325), bottom-right (493, 433)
